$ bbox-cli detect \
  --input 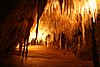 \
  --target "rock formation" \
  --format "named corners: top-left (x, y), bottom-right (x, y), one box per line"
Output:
top-left (0, 0), bottom-right (47, 57)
